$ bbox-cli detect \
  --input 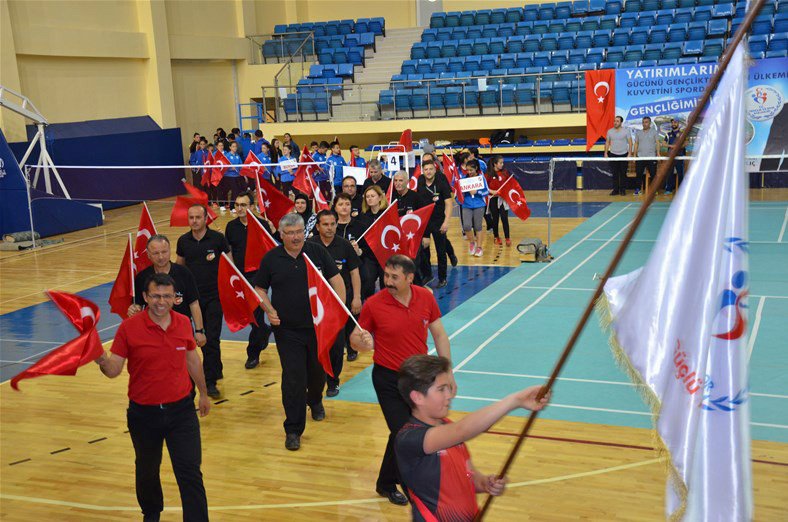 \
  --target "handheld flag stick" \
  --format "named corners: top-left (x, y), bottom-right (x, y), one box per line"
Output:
top-left (475, 1), bottom-right (767, 519)
top-left (128, 233), bottom-right (136, 298)
top-left (303, 254), bottom-right (362, 330)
